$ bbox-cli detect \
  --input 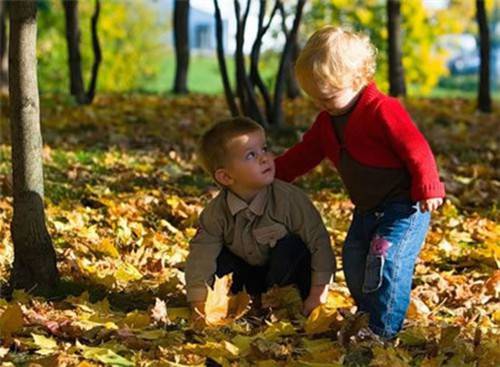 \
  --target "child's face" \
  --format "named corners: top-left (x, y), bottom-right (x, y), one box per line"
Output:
top-left (215, 130), bottom-right (275, 200)
top-left (310, 87), bottom-right (360, 116)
